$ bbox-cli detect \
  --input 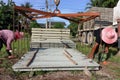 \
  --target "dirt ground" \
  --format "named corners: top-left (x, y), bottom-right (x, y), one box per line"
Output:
top-left (0, 58), bottom-right (119, 80)
top-left (1, 49), bottom-right (120, 80)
